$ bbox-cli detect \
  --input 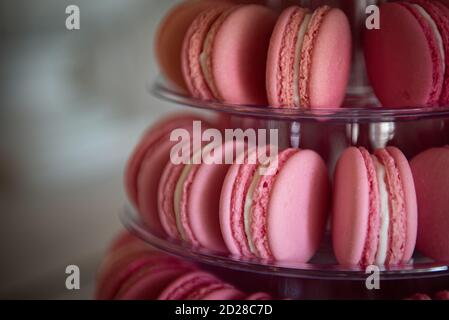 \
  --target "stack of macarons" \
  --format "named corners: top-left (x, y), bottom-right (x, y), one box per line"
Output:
top-left (95, 231), bottom-right (273, 300)
top-left (364, 0), bottom-right (449, 108)
top-left (126, 113), bottom-right (333, 264)
top-left (156, 1), bottom-right (352, 108)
